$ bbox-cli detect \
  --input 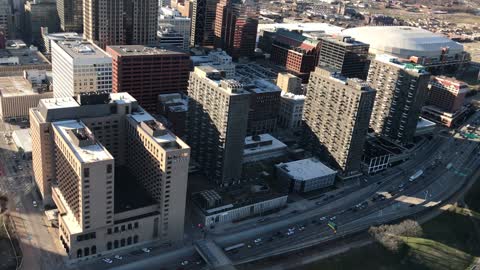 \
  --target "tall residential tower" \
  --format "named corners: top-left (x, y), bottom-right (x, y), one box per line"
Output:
top-left (187, 66), bottom-right (250, 186)
top-left (303, 67), bottom-right (376, 177)
top-left (367, 55), bottom-right (430, 144)
top-left (83, 0), bottom-right (158, 49)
